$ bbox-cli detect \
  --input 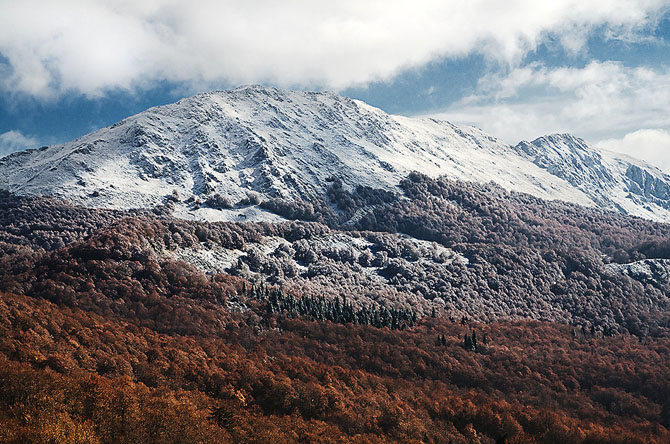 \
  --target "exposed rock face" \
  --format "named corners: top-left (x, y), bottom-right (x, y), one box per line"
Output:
top-left (626, 164), bottom-right (670, 203)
